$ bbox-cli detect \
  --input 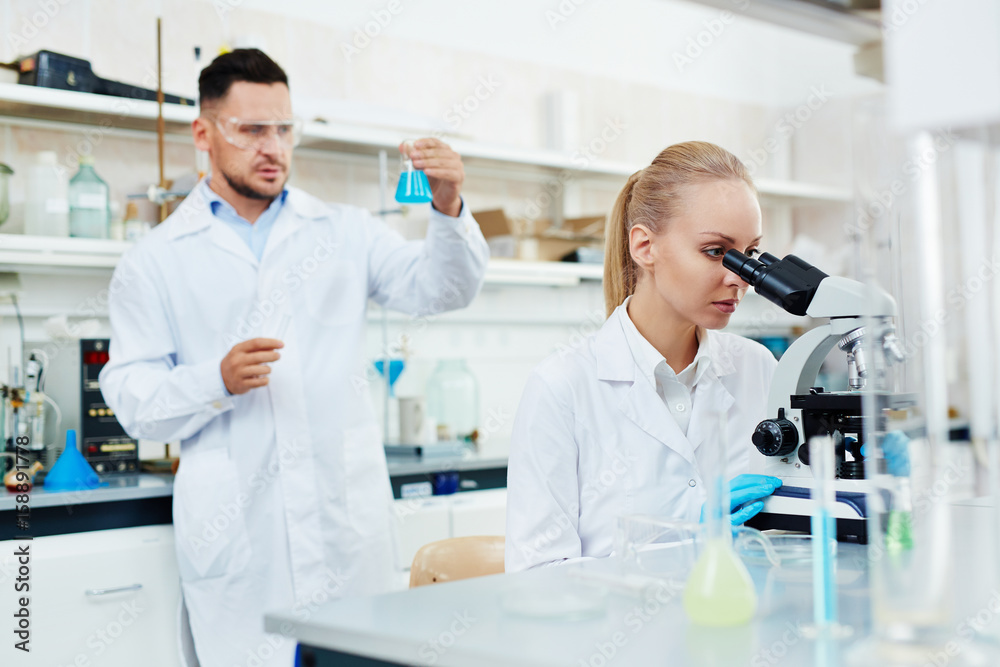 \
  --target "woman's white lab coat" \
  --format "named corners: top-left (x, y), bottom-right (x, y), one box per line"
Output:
top-left (505, 303), bottom-right (777, 572)
top-left (99, 183), bottom-right (488, 667)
